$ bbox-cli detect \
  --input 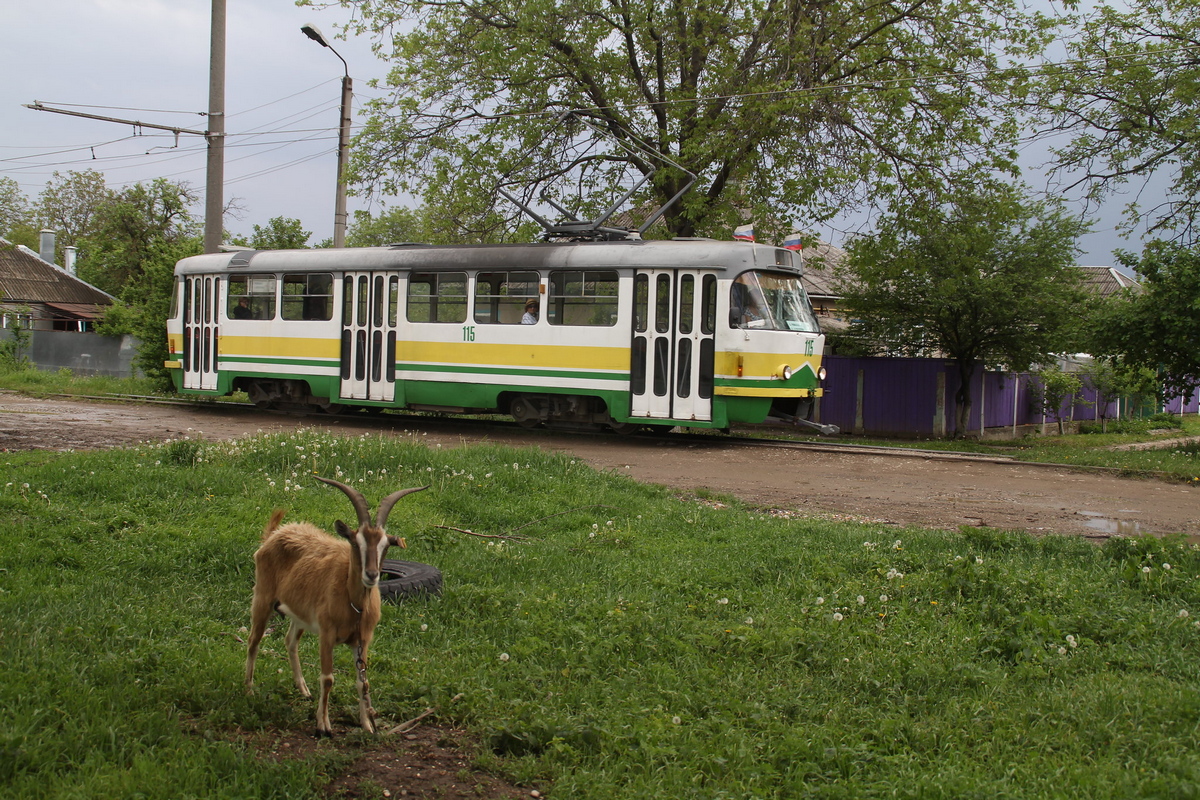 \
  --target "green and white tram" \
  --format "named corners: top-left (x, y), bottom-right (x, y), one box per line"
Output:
top-left (165, 238), bottom-right (828, 432)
